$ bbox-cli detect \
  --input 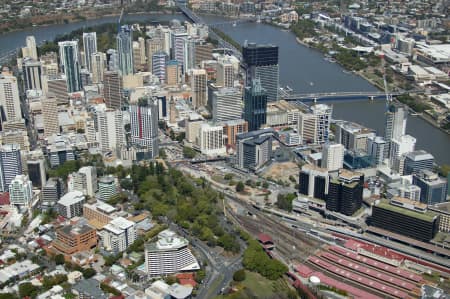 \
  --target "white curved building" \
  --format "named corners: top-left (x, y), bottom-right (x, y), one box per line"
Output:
top-left (145, 229), bottom-right (199, 277)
